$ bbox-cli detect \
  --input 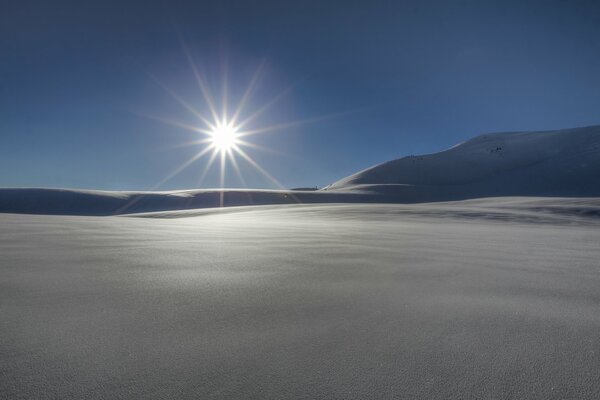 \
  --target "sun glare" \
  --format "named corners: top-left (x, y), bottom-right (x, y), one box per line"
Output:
top-left (209, 121), bottom-right (239, 153)
top-left (143, 40), bottom-right (327, 203)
